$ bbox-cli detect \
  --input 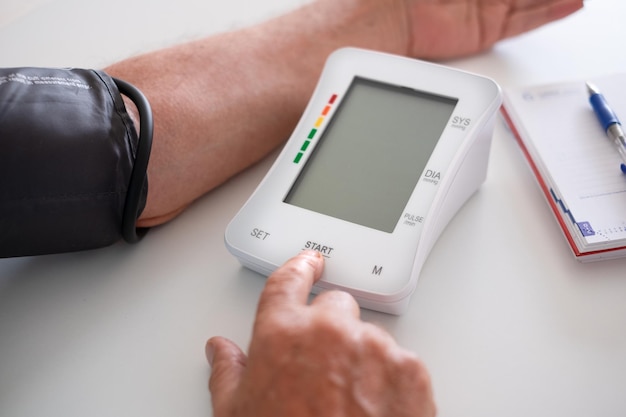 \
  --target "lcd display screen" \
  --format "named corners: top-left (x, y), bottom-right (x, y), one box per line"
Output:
top-left (284, 77), bottom-right (458, 232)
